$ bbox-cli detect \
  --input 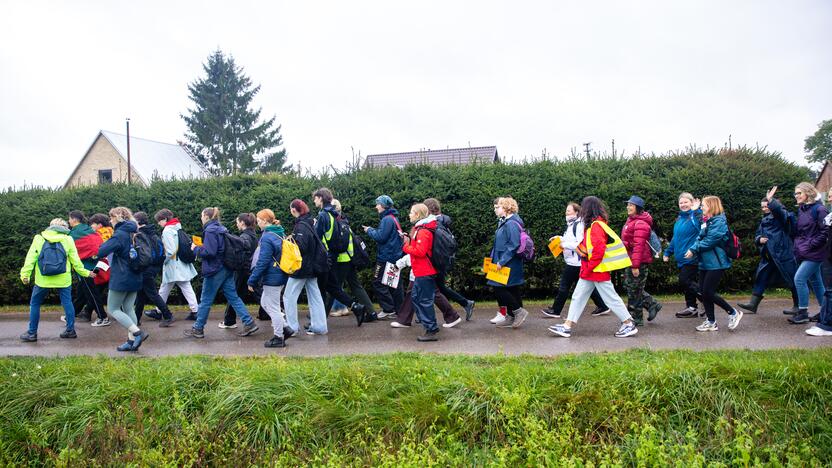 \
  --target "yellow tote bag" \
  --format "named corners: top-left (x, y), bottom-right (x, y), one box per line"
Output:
top-left (279, 236), bottom-right (303, 274)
